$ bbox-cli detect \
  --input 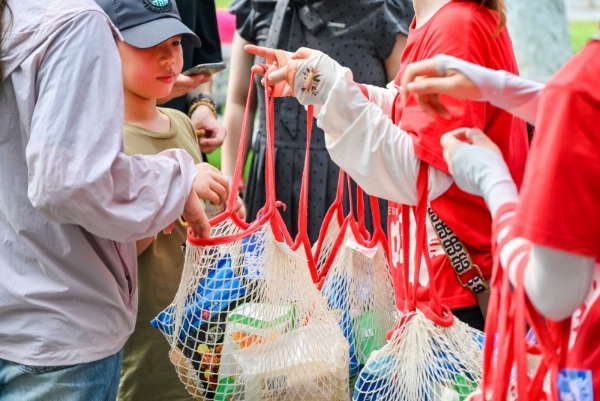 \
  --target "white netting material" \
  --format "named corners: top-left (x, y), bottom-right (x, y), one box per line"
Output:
top-left (153, 219), bottom-right (350, 400)
top-left (353, 309), bottom-right (483, 401)
top-left (320, 227), bottom-right (399, 386)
